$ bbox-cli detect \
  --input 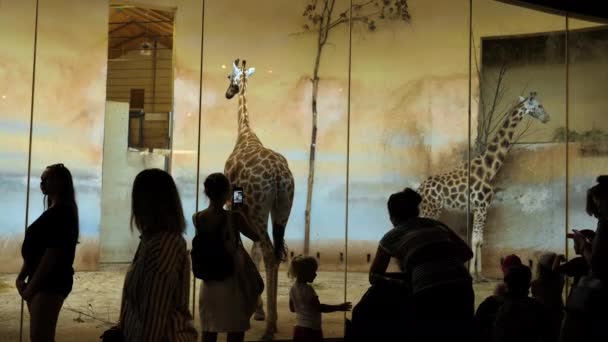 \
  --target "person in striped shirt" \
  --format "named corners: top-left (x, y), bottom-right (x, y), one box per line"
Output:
top-left (119, 169), bottom-right (198, 342)
top-left (369, 188), bottom-right (474, 341)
